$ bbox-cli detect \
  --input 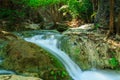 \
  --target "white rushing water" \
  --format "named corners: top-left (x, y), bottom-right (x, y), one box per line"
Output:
top-left (25, 32), bottom-right (120, 80)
